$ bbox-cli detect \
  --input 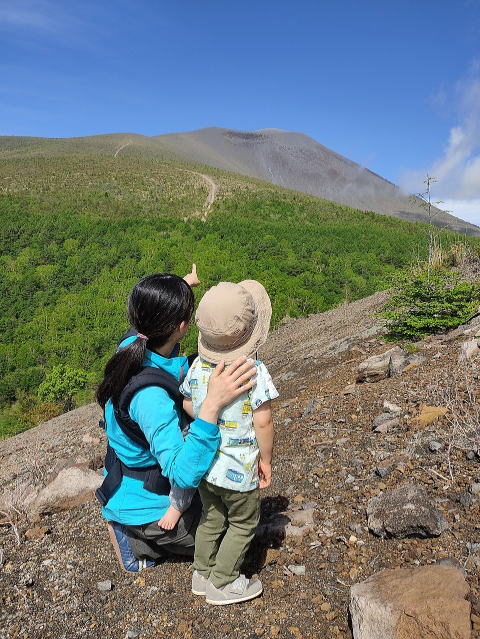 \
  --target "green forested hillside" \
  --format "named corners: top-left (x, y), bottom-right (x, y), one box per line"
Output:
top-left (1, 144), bottom-right (476, 436)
